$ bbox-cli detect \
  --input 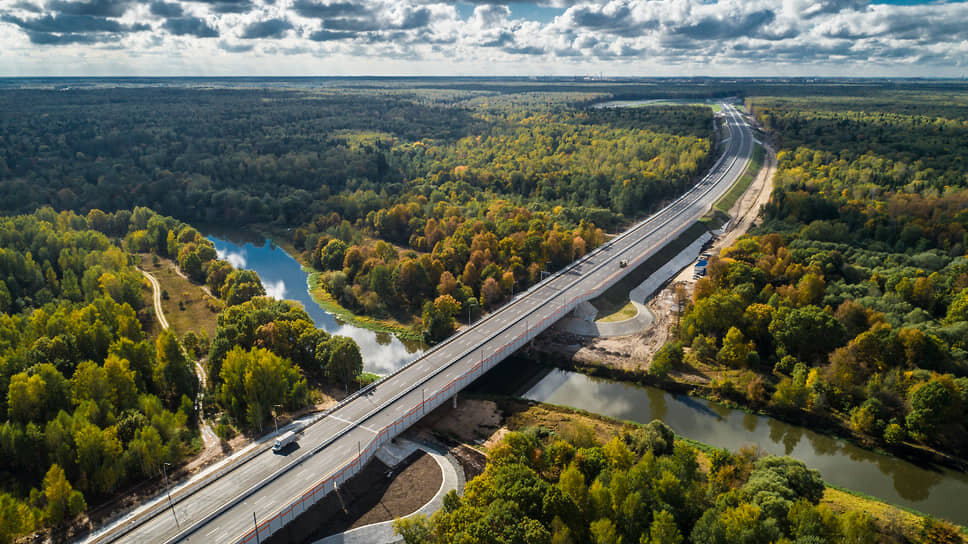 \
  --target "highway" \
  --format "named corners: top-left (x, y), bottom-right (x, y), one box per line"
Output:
top-left (90, 103), bottom-right (752, 544)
